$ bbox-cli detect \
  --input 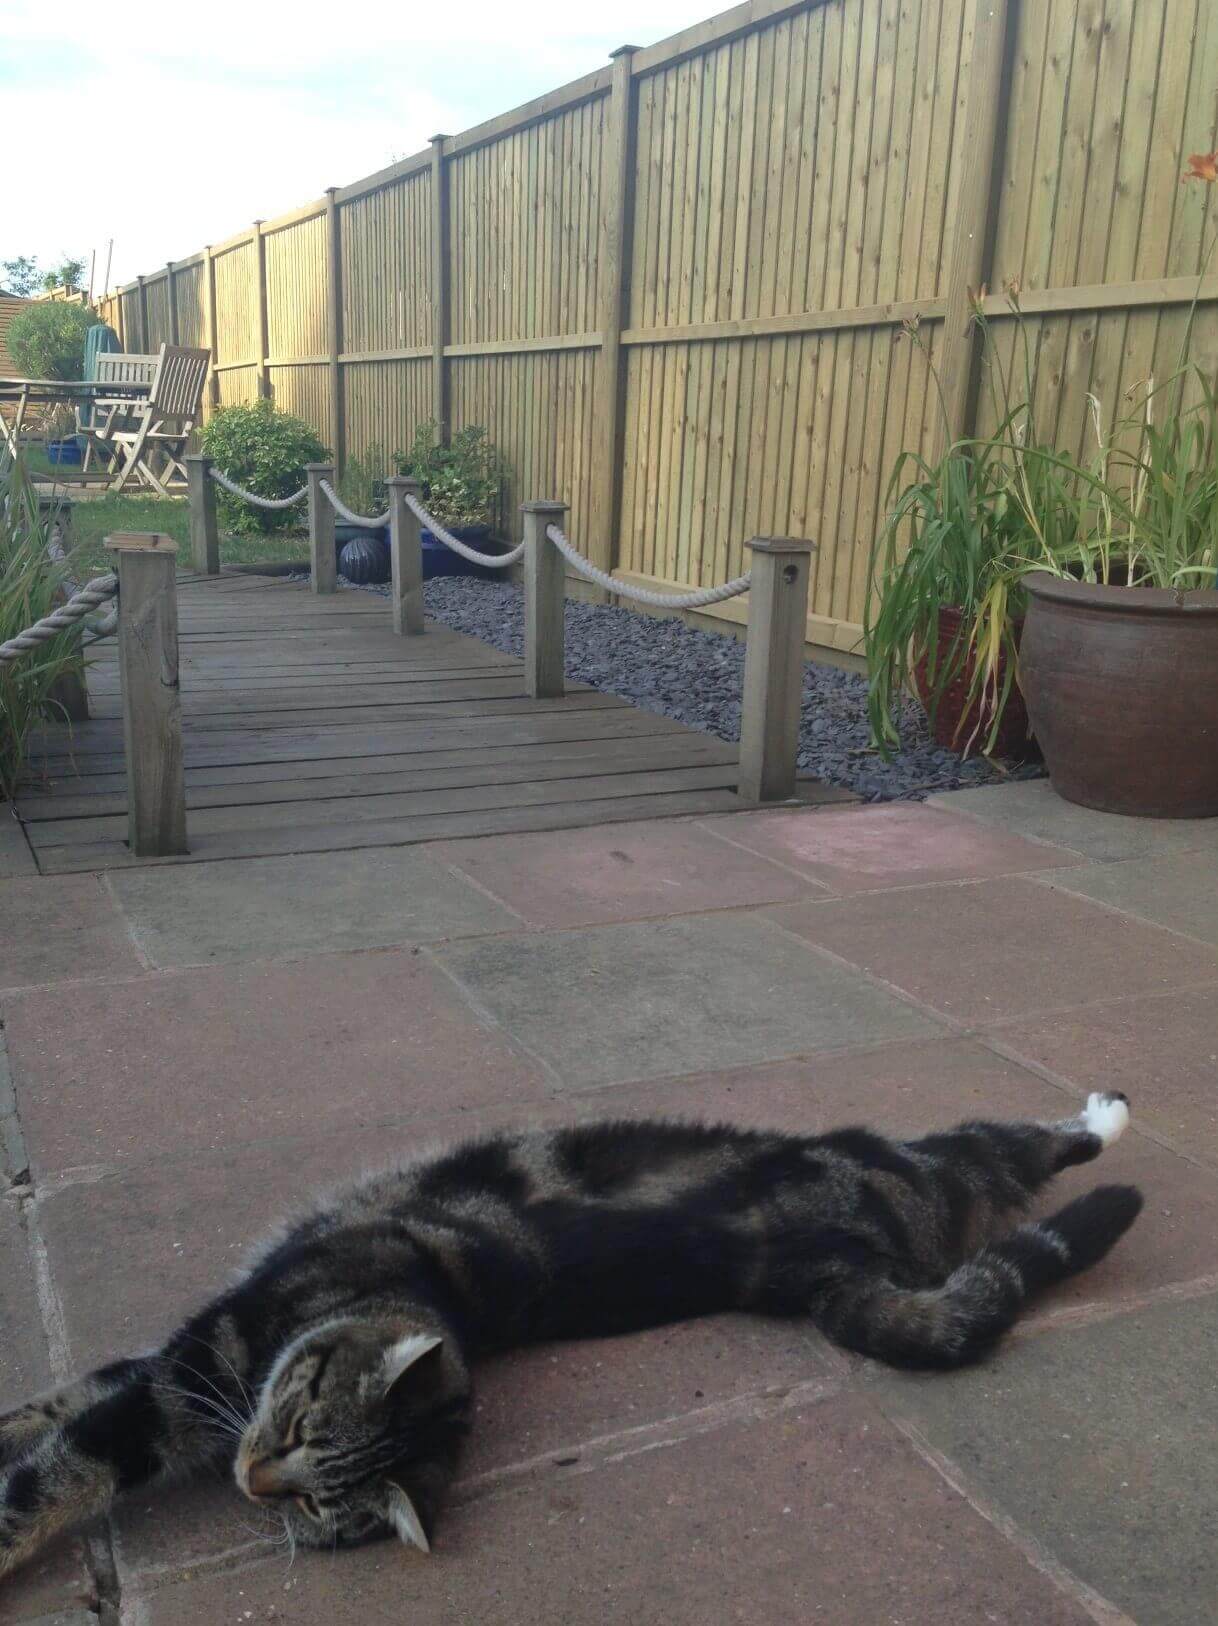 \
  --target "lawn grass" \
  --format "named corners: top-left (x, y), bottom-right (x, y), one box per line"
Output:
top-left (31, 471), bottom-right (306, 576)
